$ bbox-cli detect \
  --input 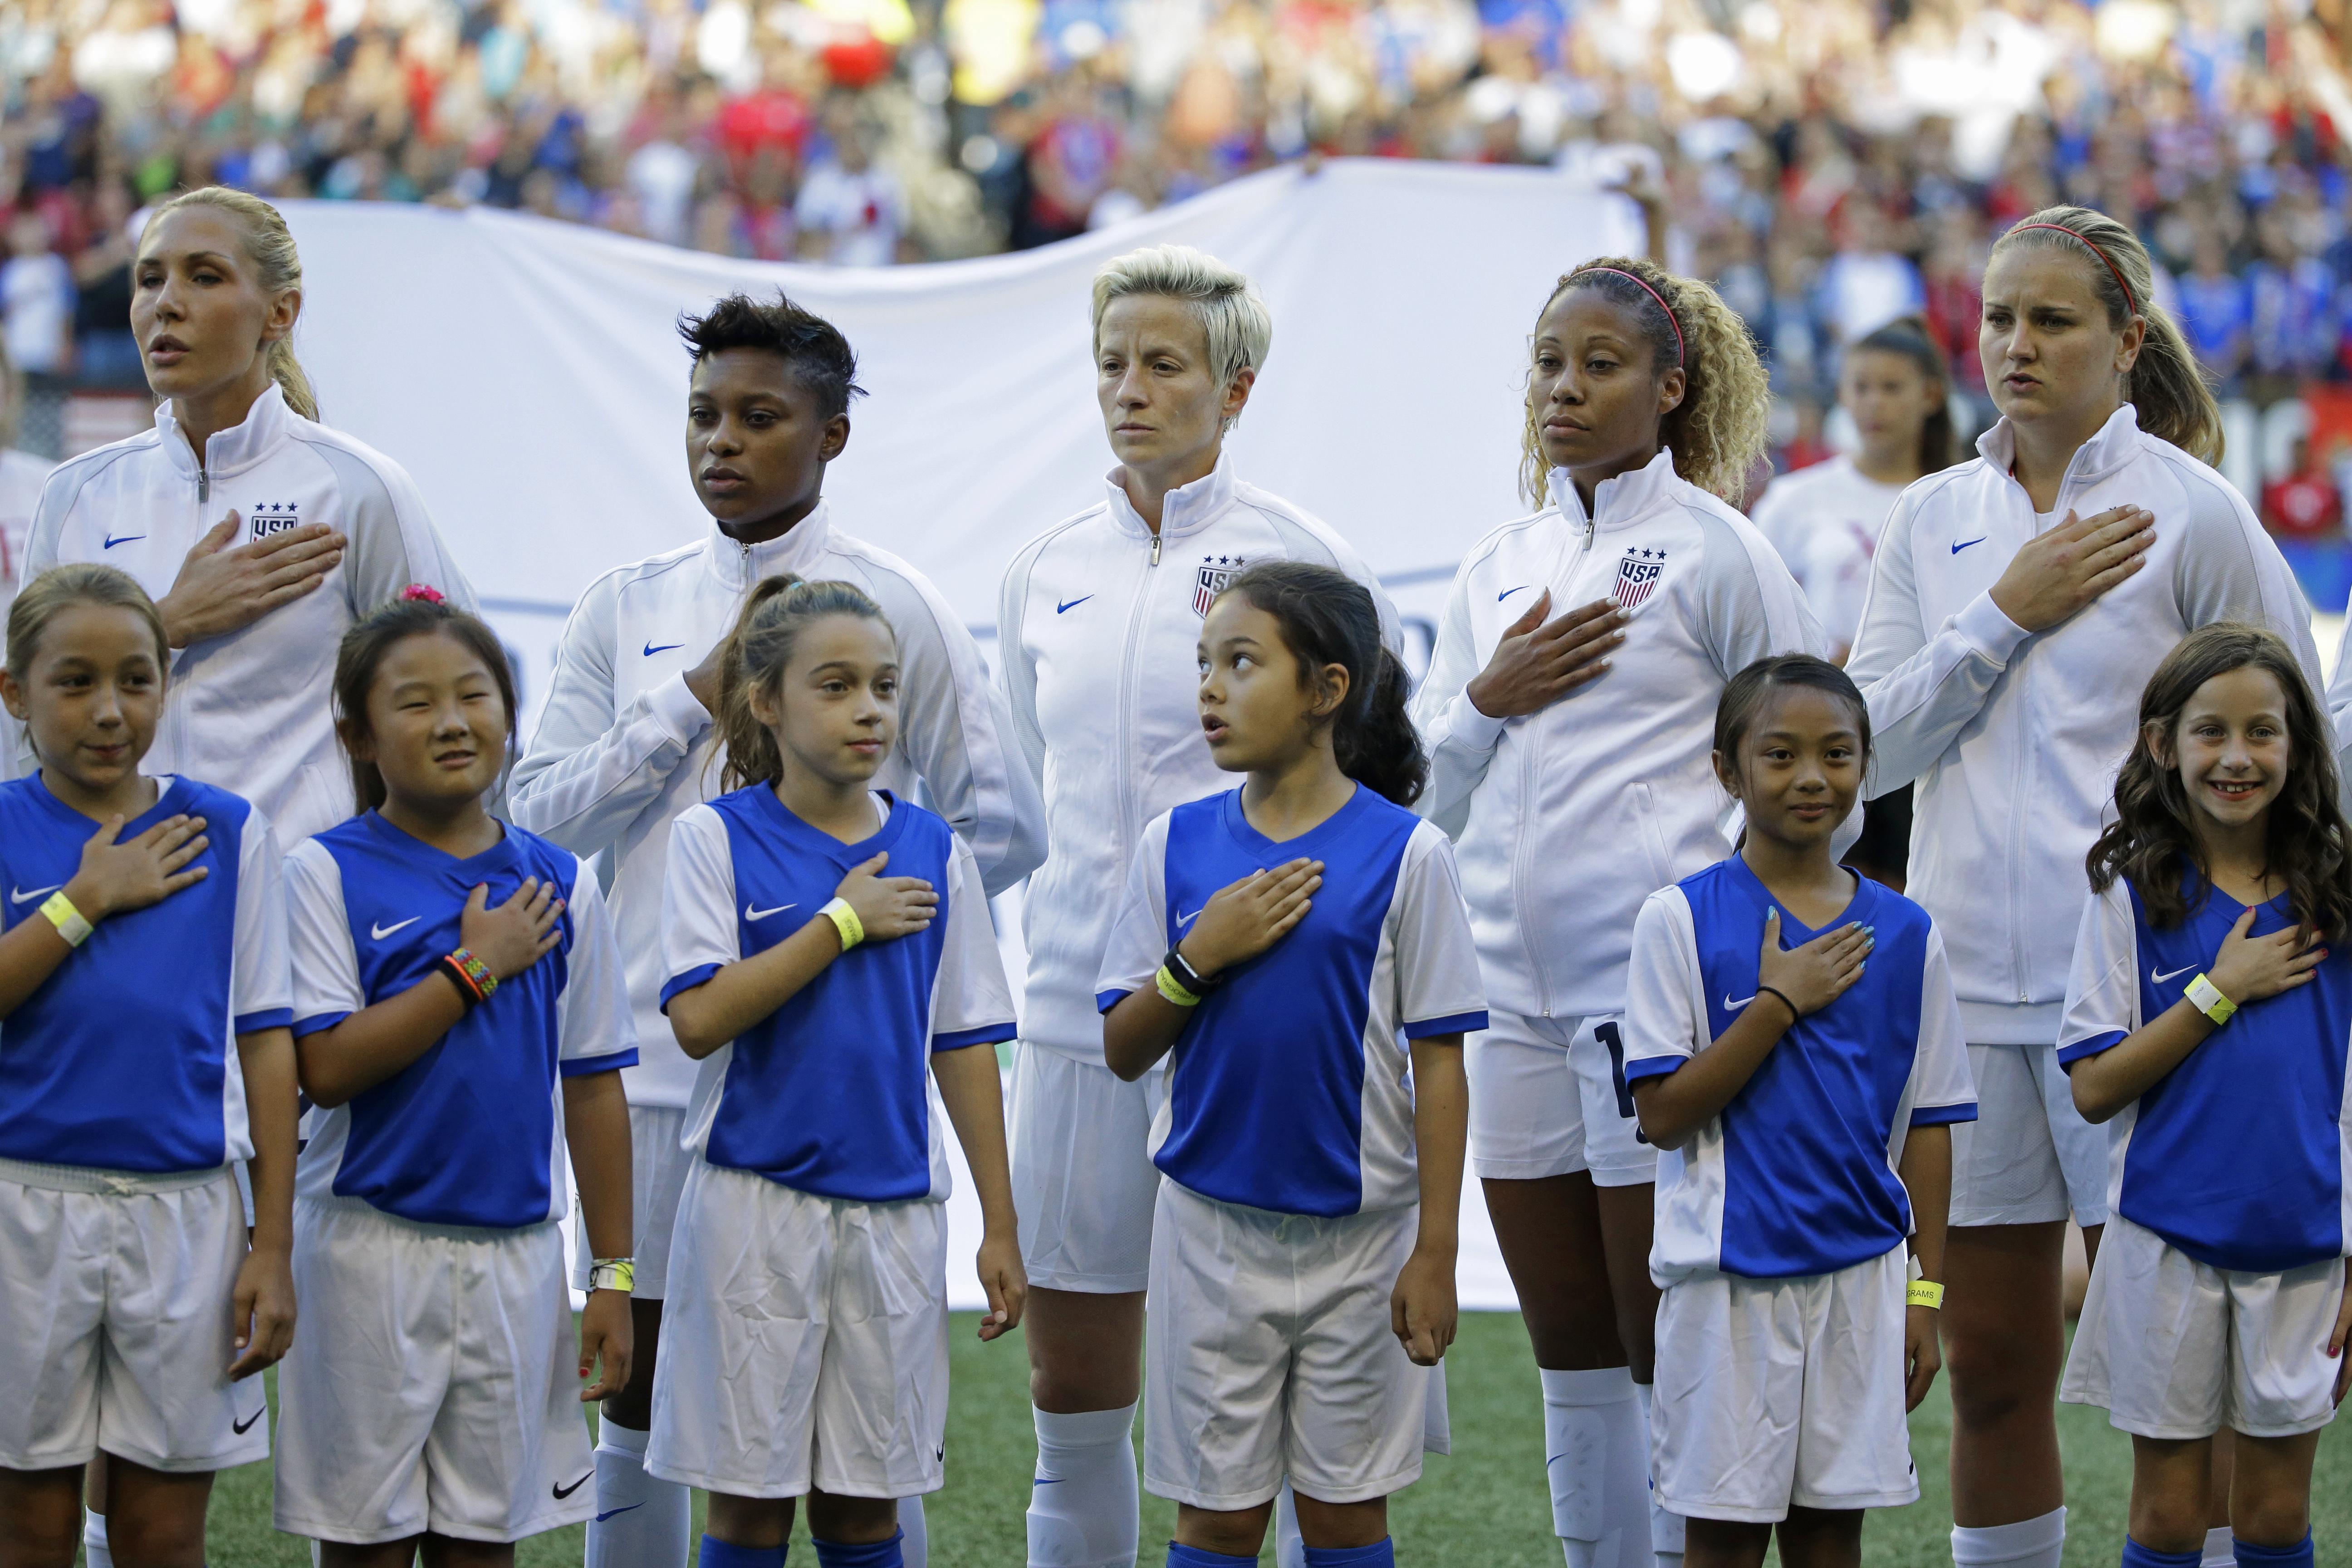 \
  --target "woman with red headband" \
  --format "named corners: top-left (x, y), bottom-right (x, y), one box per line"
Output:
top-left (1847, 206), bottom-right (2323, 1568)
top-left (1414, 255), bottom-right (1828, 1568)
